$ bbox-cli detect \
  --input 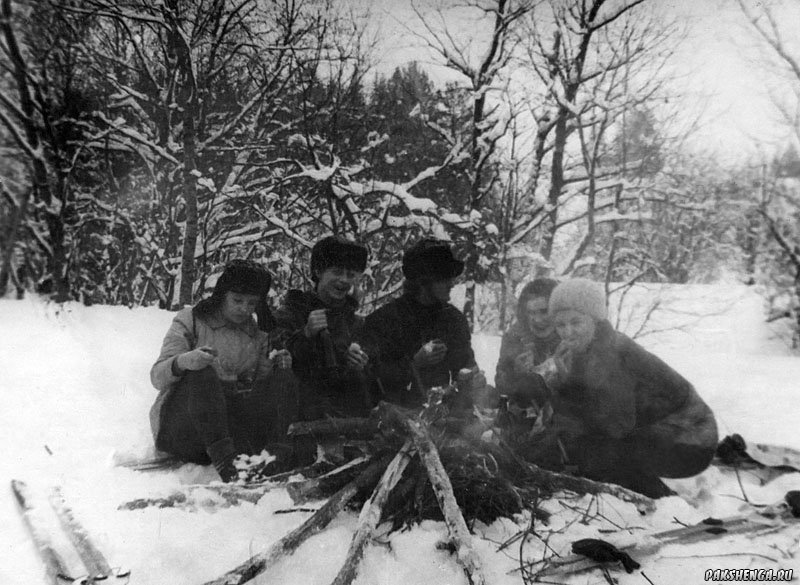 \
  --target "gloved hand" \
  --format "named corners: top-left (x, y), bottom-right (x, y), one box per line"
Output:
top-left (175, 346), bottom-right (218, 372)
